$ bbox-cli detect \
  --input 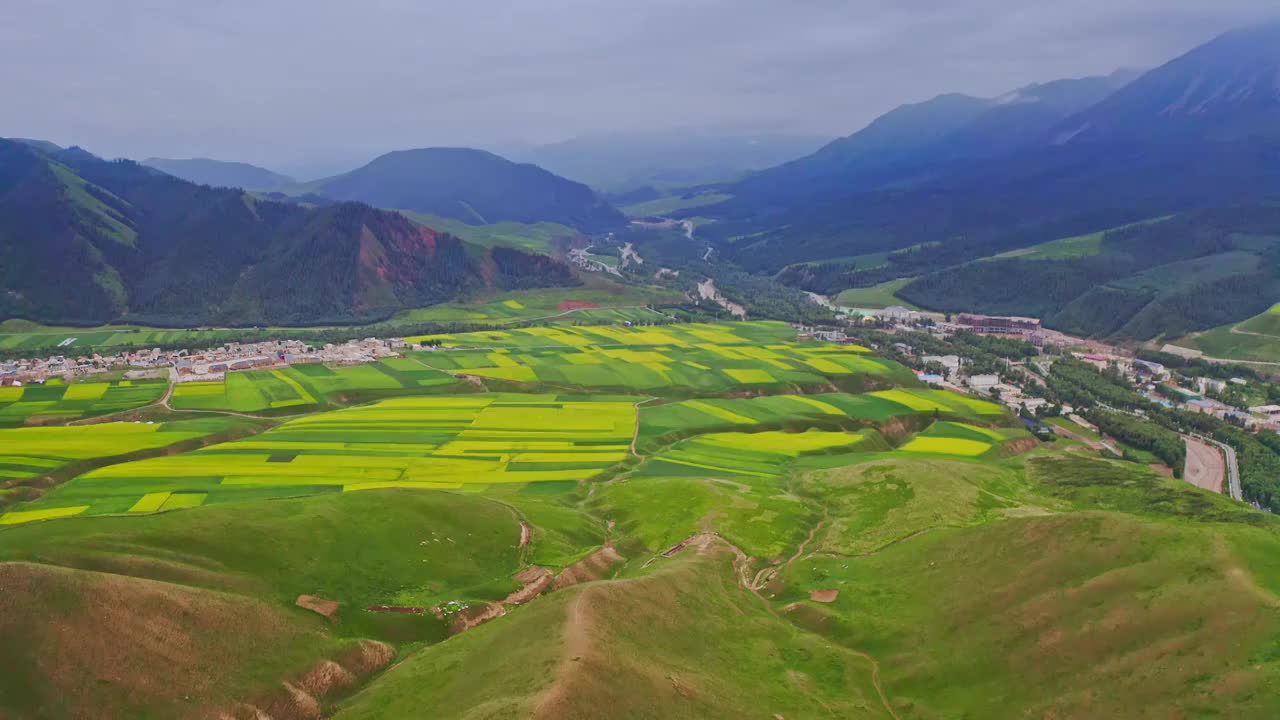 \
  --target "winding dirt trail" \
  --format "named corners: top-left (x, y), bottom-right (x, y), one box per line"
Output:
top-left (654, 532), bottom-right (901, 720)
